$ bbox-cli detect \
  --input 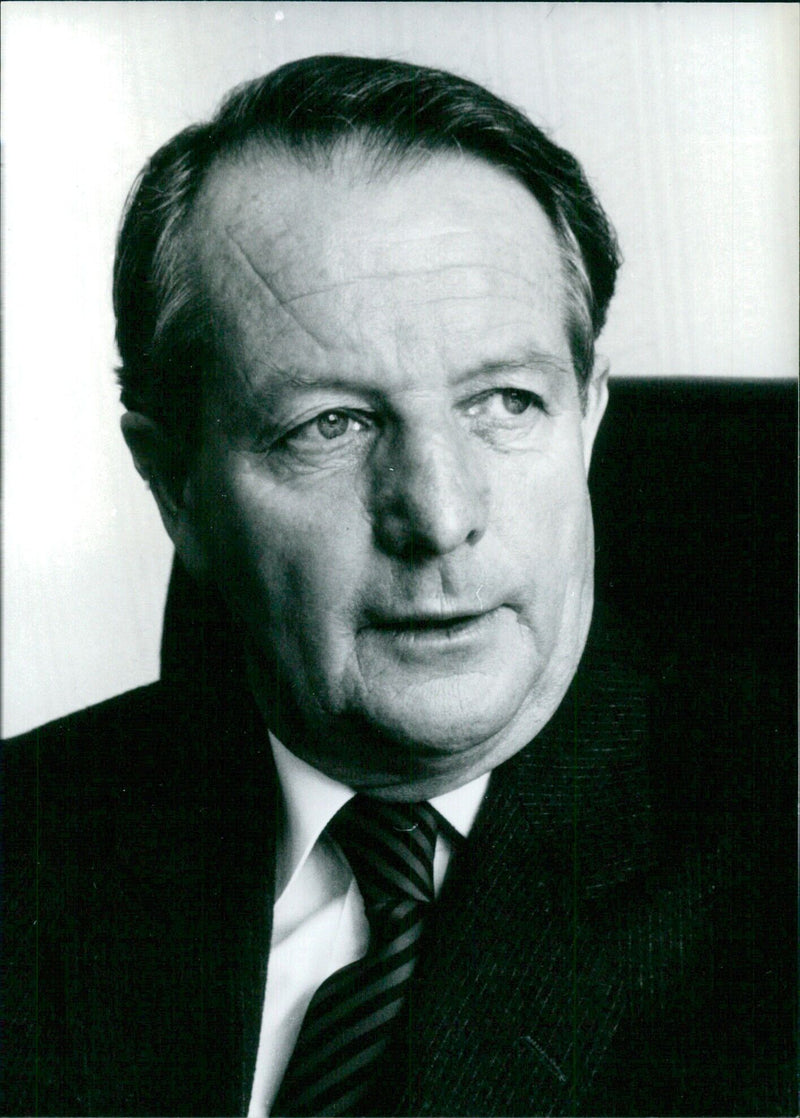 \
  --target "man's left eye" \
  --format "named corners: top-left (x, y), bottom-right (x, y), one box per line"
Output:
top-left (498, 388), bottom-right (537, 415)
top-left (466, 388), bottom-right (544, 420)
